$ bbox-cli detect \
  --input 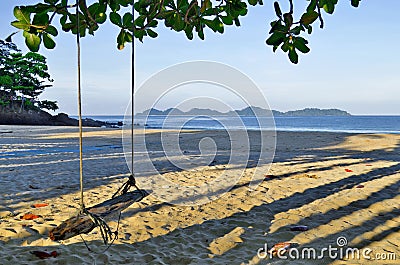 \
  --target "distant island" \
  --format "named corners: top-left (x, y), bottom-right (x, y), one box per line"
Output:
top-left (137, 107), bottom-right (351, 117)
